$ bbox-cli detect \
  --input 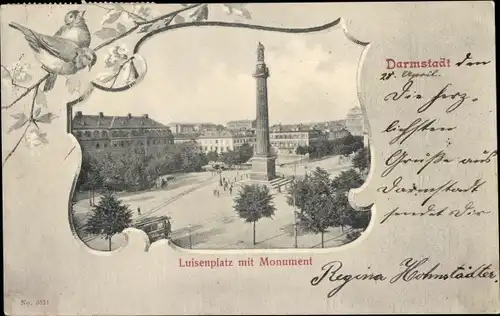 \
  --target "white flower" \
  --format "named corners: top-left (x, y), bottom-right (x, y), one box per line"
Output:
top-left (11, 62), bottom-right (32, 82)
top-left (116, 44), bottom-right (129, 59)
top-left (133, 5), bottom-right (152, 19)
top-left (25, 128), bottom-right (48, 148)
top-left (104, 53), bottom-right (118, 68)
